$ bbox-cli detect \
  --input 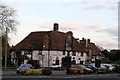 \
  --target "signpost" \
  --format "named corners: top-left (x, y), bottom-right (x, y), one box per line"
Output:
top-left (66, 35), bottom-right (72, 74)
